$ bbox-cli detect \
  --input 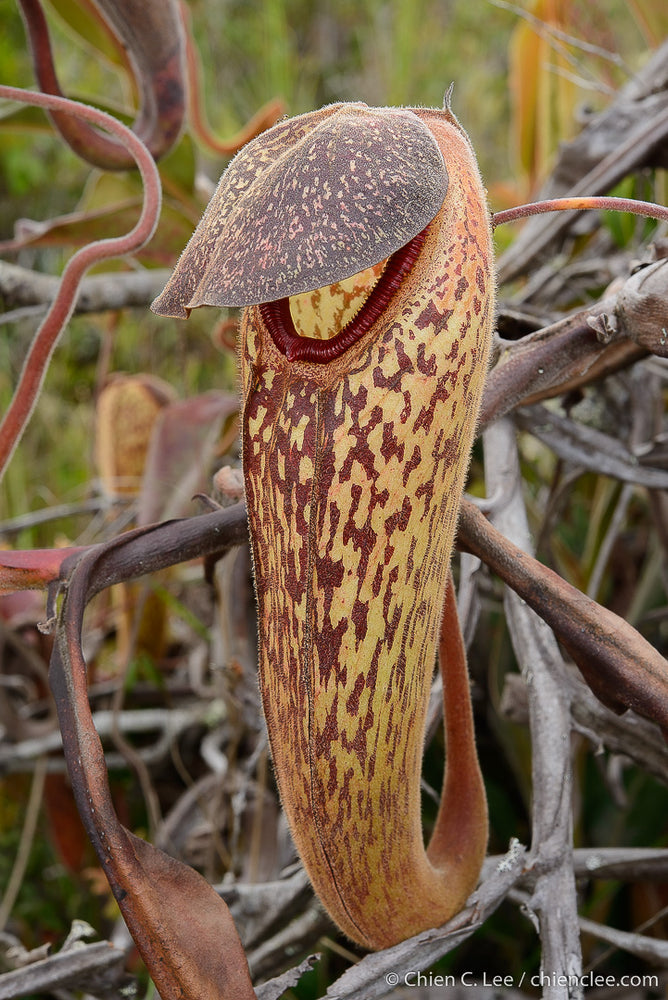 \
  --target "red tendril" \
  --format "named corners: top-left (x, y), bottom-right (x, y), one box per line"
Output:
top-left (0, 86), bottom-right (161, 480)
